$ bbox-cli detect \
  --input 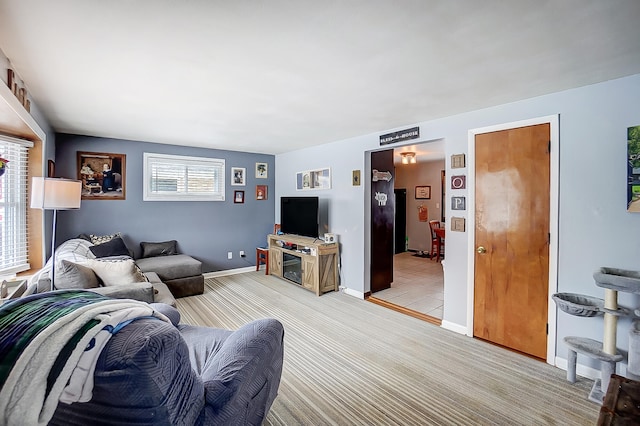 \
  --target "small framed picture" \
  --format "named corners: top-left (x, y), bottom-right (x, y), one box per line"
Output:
top-left (256, 185), bottom-right (267, 200)
top-left (234, 190), bottom-right (245, 203)
top-left (256, 162), bottom-right (268, 179)
top-left (415, 185), bottom-right (431, 199)
top-left (231, 167), bottom-right (246, 186)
